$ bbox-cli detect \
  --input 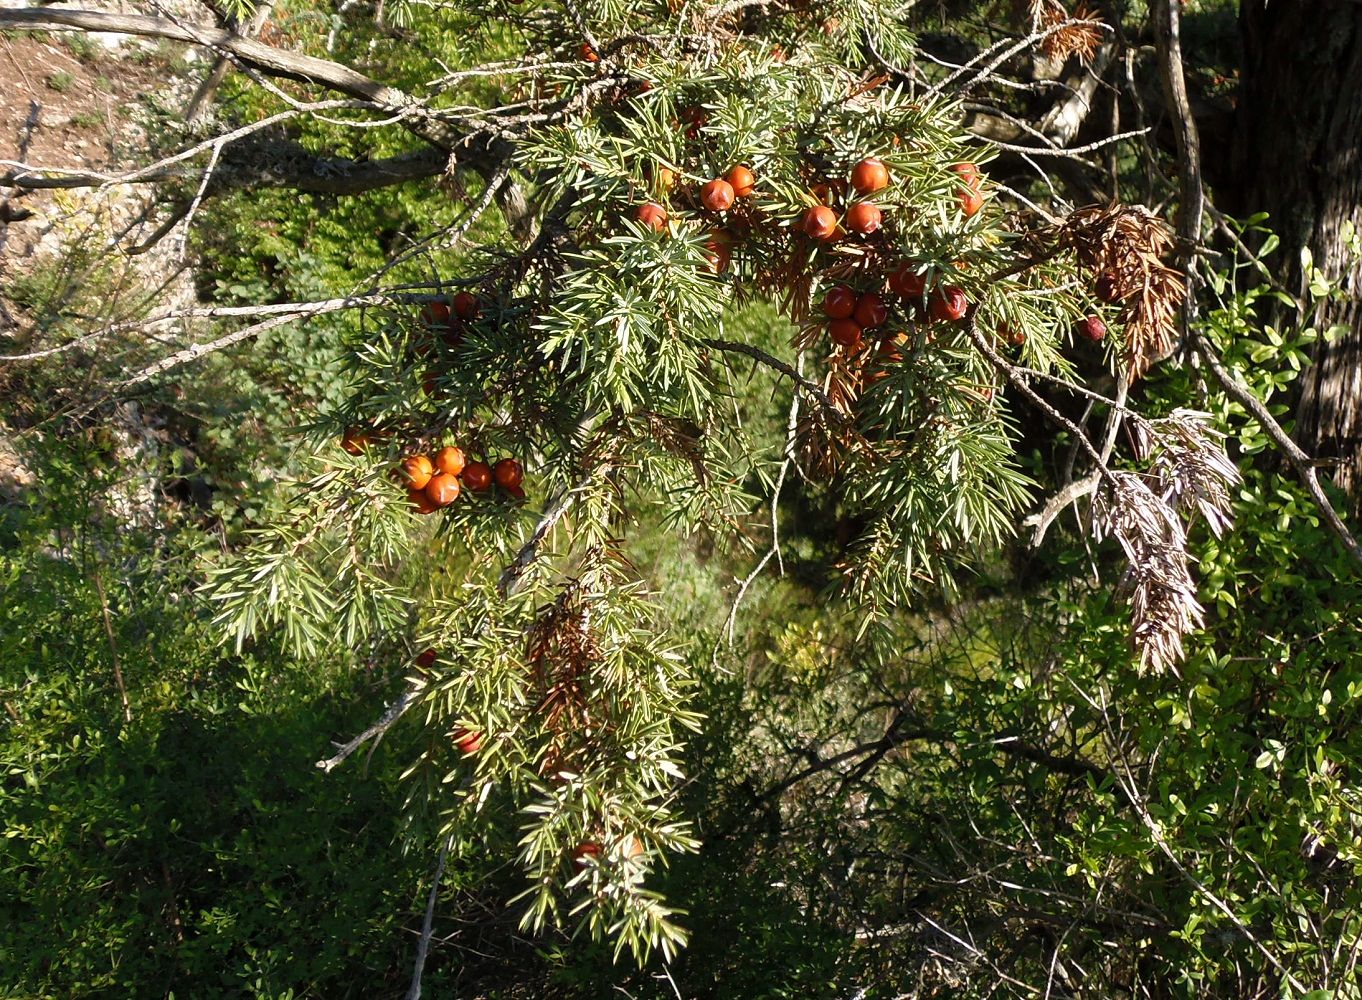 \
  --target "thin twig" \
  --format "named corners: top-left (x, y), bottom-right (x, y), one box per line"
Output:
top-left (496, 468), bottom-right (599, 599)
top-left (0, 290), bottom-right (448, 362)
top-left (92, 571), bottom-right (131, 723)
top-left (990, 127), bottom-right (1150, 158)
top-left (114, 312), bottom-right (308, 392)
top-left (703, 338), bottom-right (850, 427)
top-left (716, 351), bottom-right (803, 657)
top-left (174, 139), bottom-right (223, 262)
top-left (405, 833), bottom-right (454, 1000)
top-left (1018, 374), bottom-right (1129, 546)
top-left (965, 312), bottom-right (1110, 475)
